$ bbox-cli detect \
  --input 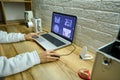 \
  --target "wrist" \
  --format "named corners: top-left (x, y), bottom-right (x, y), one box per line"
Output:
top-left (24, 34), bottom-right (27, 40)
